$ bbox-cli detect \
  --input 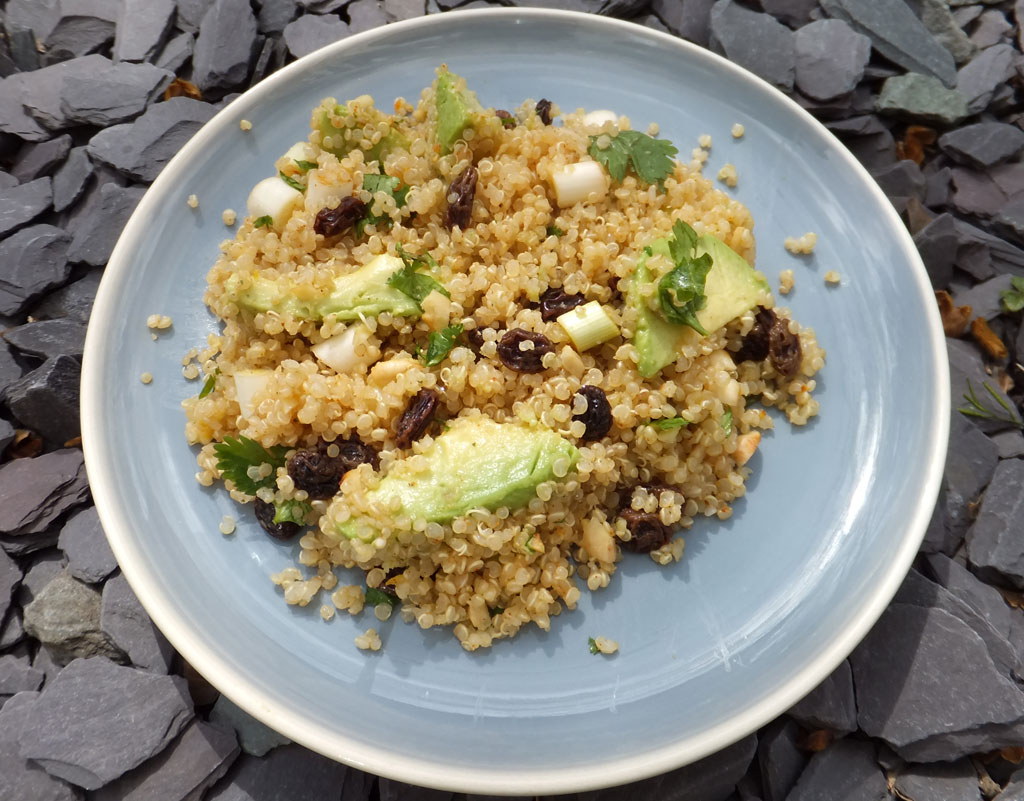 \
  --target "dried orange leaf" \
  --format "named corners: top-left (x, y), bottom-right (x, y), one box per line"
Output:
top-left (935, 290), bottom-right (971, 337)
top-left (897, 125), bottom-right (937, 166)
top-left (798, 729), bottom-right (833, 752)
top-left (164, 78), bottom-right (202, 101)
top-left (971, 317), bottom-right (1008, 360)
